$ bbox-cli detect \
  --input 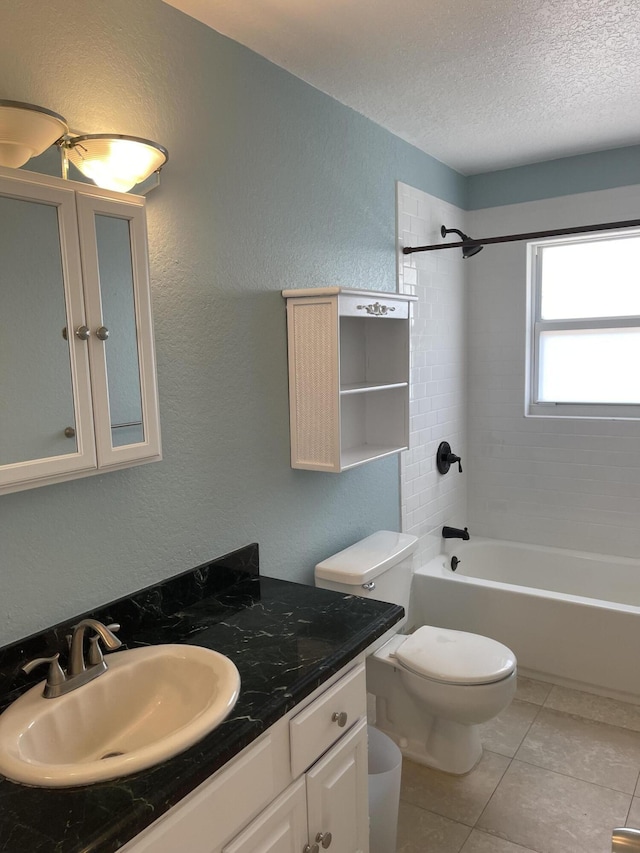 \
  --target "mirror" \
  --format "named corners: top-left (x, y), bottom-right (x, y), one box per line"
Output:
top-left (0, 194), bottom-right (78, 465)
top-left (94, 214), bottom-right (144, 448)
